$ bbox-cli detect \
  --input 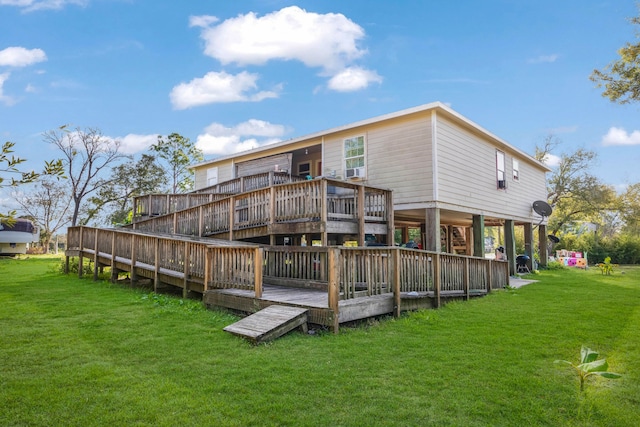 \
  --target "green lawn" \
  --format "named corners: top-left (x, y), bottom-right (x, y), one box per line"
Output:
top-left (1, 256), bottom-right (638, 426)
